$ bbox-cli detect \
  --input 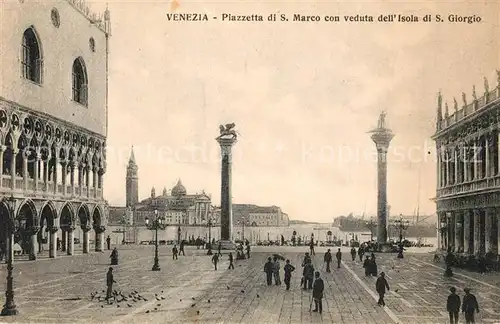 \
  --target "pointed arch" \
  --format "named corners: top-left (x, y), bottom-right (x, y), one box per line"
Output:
top-left (77, 203), bottom-right (90, 227)
top-left (60, 202), bottom-right (75, 229)
top-left (21, 26), bottom-right (43, 84)
top-left (40, 200), bottom-right (57, 229)
top-left (17, 198), bottom-right (38, 229)
top-left (92, 205), bottom-right (103, 227)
